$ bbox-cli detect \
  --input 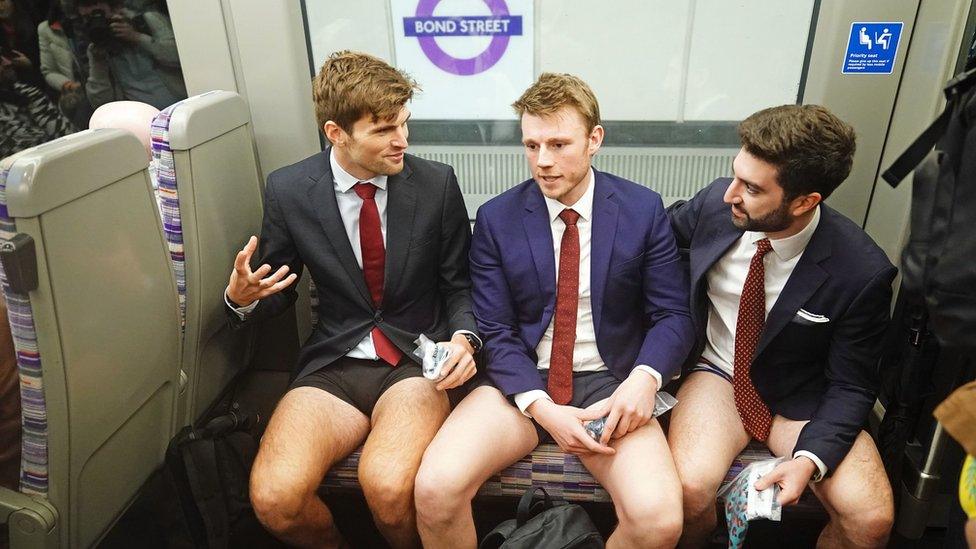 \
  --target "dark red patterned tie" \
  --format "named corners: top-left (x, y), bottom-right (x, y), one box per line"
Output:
top-left (548, 209), bottom-right (580, 405)
top-left (354, 182), bottom-right (402, 367)
top-left (733, 237), bottom-right (774, 440)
